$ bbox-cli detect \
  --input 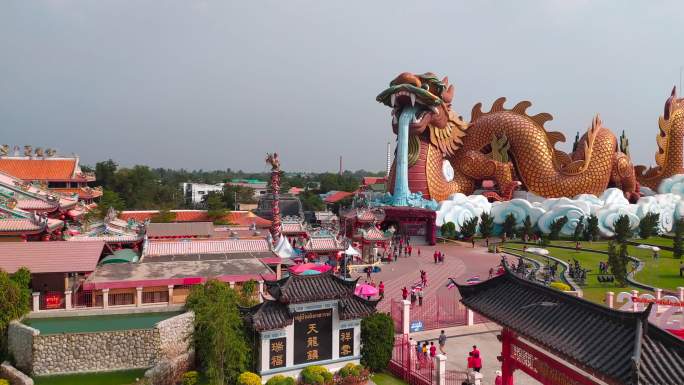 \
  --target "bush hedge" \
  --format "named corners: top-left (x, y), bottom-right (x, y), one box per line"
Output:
top-left (265, 374), bottom-right (295, 385)
top-left (300, 365), bottom-right (333, 385)
top-left (237, 371), bottom-right (262, 385)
